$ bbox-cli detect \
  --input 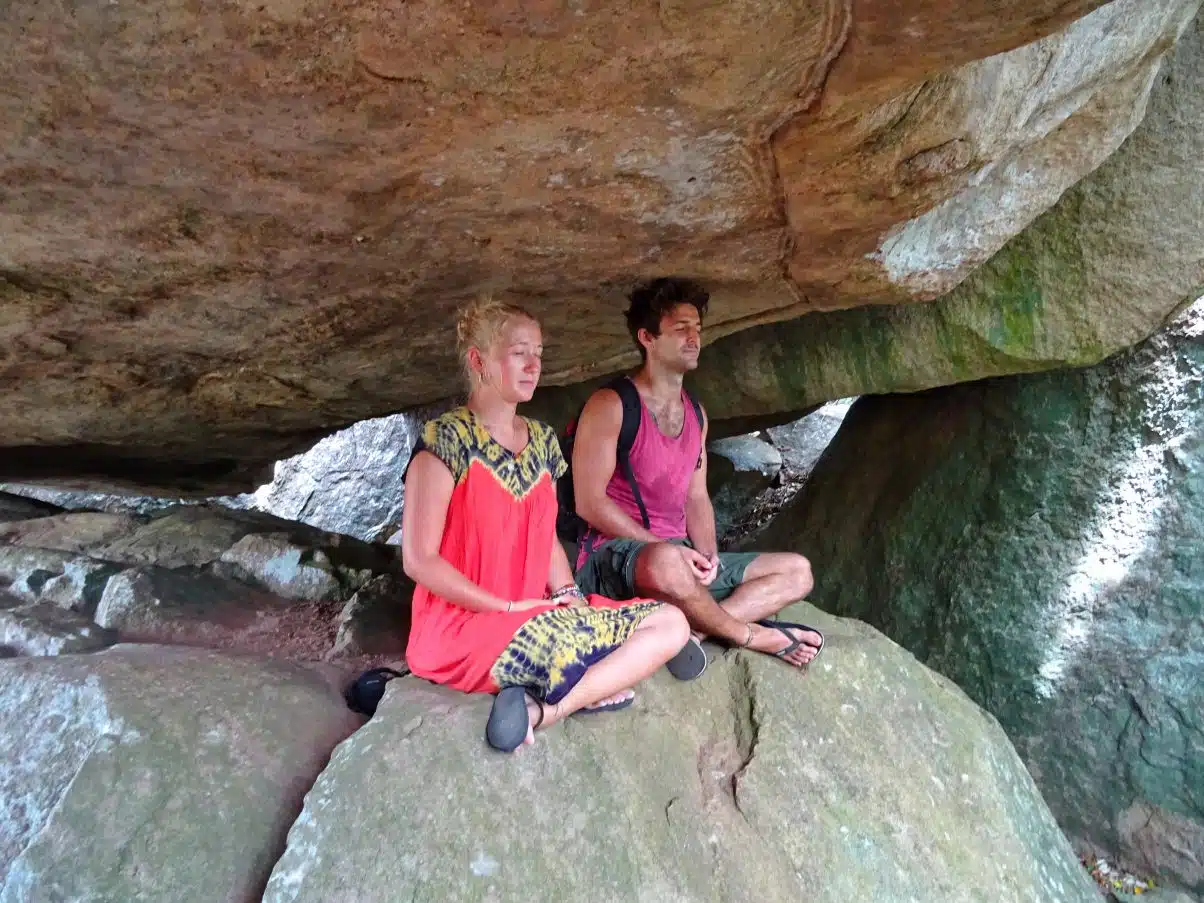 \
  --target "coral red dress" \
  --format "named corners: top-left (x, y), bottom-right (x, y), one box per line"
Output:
top-left (405, 408), bottom-right (657, 702)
